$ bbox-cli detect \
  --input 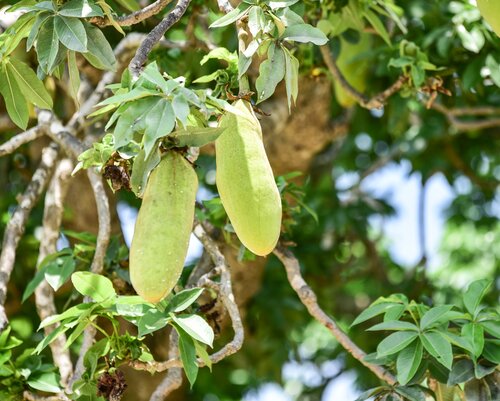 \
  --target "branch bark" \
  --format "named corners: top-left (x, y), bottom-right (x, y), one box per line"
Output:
top-left (34, 159), bottom-right (74, 386)
top-left (0, 125), bottom-right (46, 157)
top-left (431, 102), bottom-right (500, 132)
top-left (128, 0), bottom-right (191, 77)
top-left (92, 0), bottom-right (173, 27)
top-left (273, 244), bottom-right (397, 386)
top-left (0, 144), bottom-right (59, 331)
